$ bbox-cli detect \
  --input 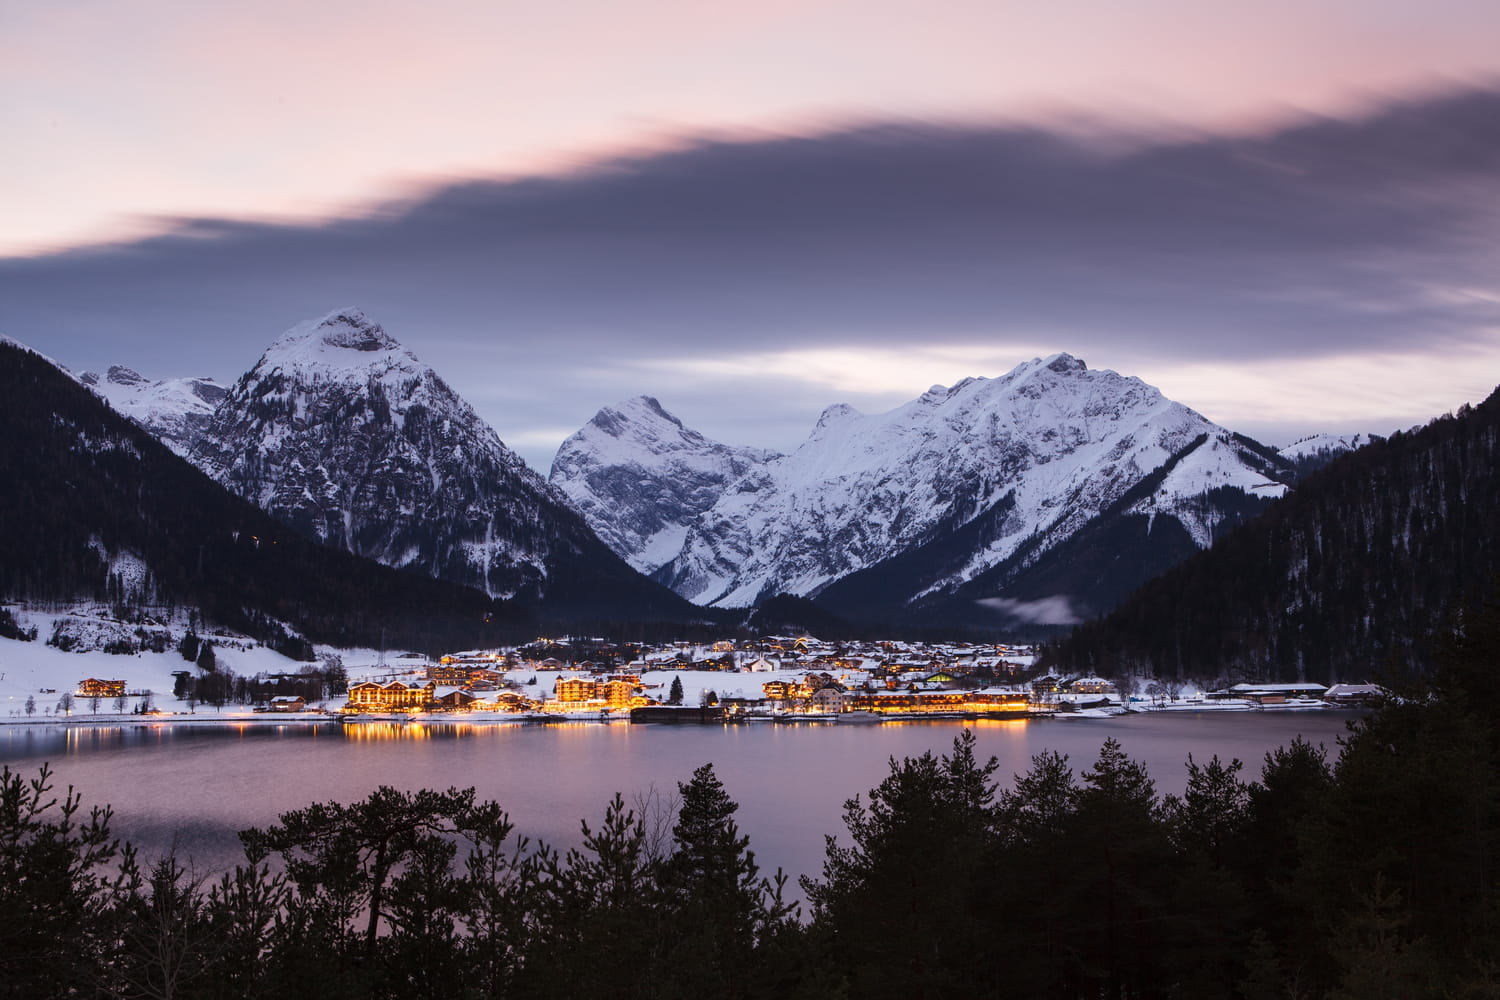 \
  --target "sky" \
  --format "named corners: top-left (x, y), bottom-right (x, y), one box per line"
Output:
top-left (4, 0), bottom-right (1500, 470)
